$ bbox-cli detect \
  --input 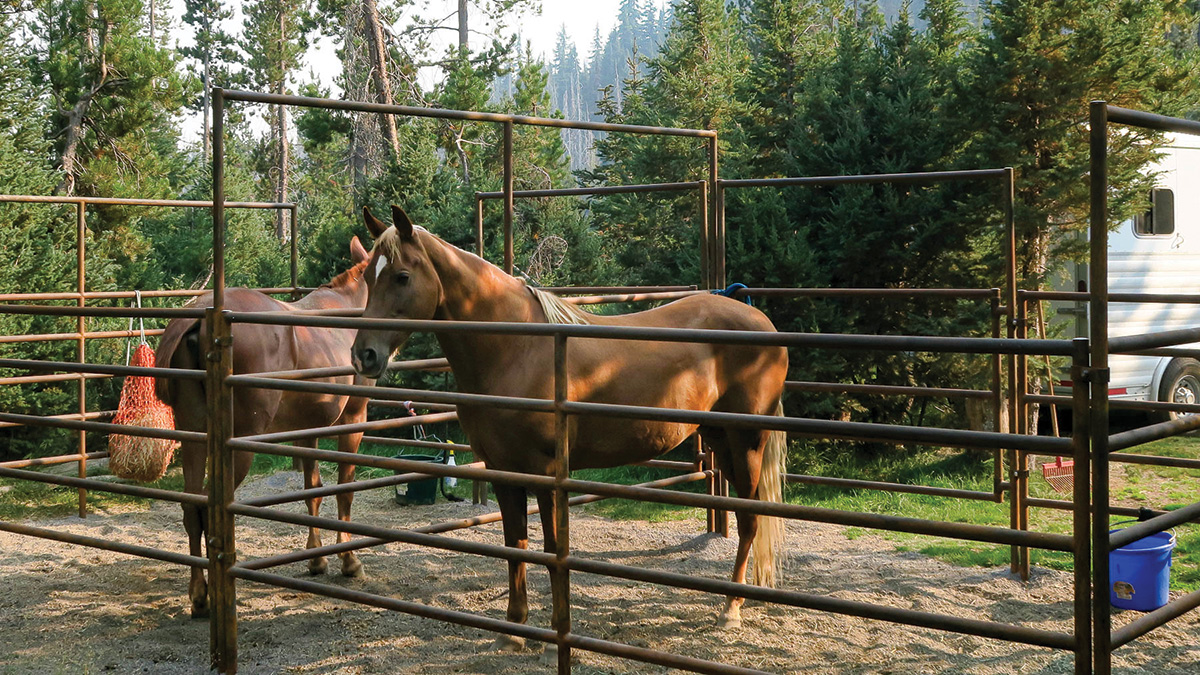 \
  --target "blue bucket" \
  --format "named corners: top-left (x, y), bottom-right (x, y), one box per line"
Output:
top-left (1109, 528), bottom-right (1176, 611)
